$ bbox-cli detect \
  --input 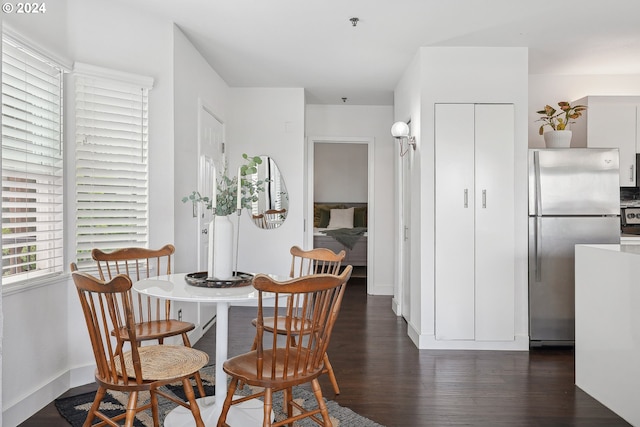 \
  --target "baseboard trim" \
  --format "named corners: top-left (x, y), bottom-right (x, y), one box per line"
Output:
top-left (417, 334), bottom-right (530, 351)
top-left (2, 369), bottom-right (71, 427)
